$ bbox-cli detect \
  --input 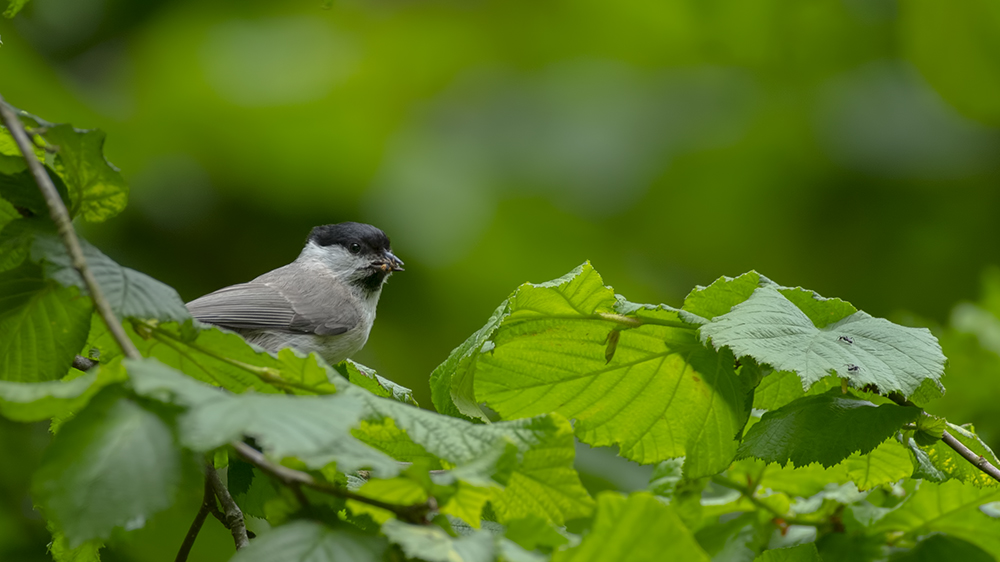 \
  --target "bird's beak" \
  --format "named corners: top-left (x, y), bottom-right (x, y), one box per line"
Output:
top-left (380, 251), bottom-right (405, 272)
